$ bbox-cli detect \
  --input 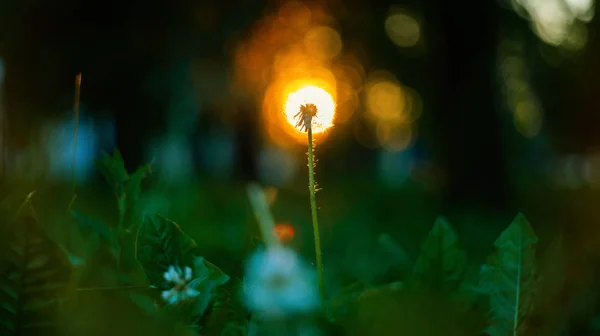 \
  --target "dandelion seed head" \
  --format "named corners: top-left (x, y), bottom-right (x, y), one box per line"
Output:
top-left (284, 85), bottom-right (335, 134)
top-left (243, 246), bottom-right (320, 316)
